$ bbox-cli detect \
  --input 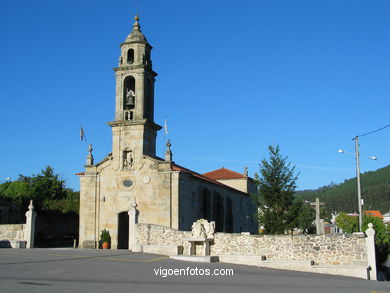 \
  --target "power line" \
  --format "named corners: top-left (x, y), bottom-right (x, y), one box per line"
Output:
top-left (354, 123), bottom-right (390, 139)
